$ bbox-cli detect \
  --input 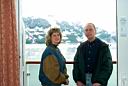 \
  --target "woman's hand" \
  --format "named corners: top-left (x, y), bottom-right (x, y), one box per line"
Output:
top-left (64, 79), bottom-right (69, 85)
